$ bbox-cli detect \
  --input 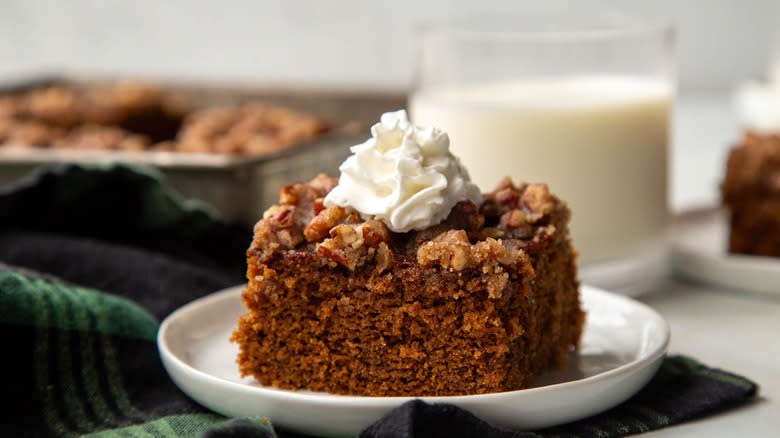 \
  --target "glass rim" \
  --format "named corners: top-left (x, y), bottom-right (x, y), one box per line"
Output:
top-left (417, 19), bottom-right (674, 43)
